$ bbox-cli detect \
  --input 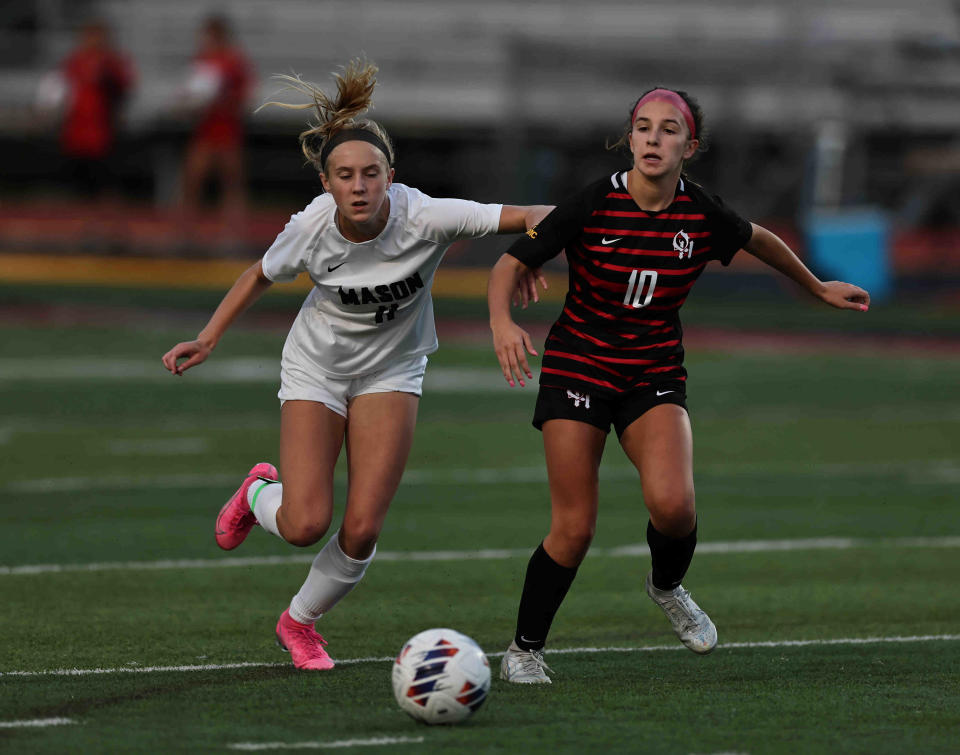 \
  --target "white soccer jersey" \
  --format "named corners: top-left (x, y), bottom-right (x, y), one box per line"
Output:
top-left (262, 183), bottom-right (502, 378)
